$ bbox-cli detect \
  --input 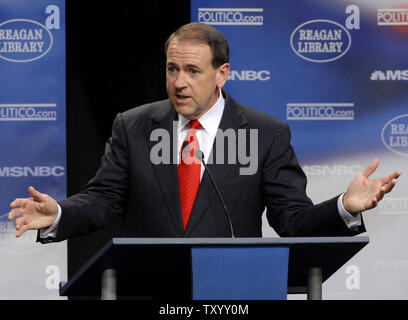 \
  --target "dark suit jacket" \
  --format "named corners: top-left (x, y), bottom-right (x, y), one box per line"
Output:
top-left (43, 90), bottom-right (365, 242)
